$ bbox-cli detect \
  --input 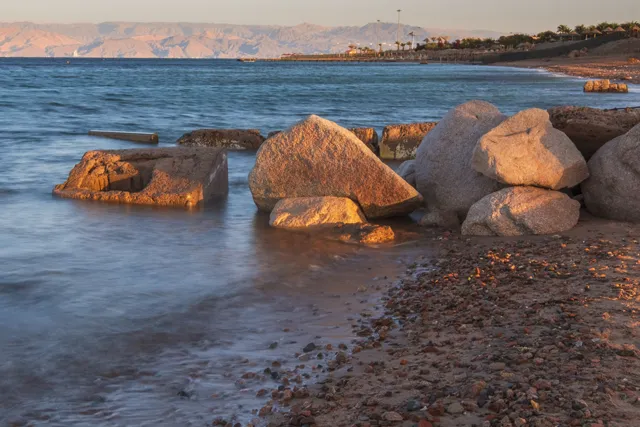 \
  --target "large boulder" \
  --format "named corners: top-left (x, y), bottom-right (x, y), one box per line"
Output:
top-left (397, 160), bottom-right (416, 187)
top-left (472, 108), bottom-right (589, 190)
top-left (177, 129), bottom-right (265, 150)
top-left (349, 128), bottom-right (379, 154)
top-left (582, 123), bottom-right (640, 222)
top-left (462, 187), bottom-right (581, 236)
top-left (380, 123), bottom-right (437, 160)
top-left (549, 106), bottom-right (640, 160)
top-left (583, 80), bottom-right (628, 93)
top-left (249, 115), bottom-right (423, 219)
top-left (415, 101), bottom-right (507, 220)
top-left (53, 147), bottom-right (228, 208)
top-left (269, 197), bottom-right (366, 229)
